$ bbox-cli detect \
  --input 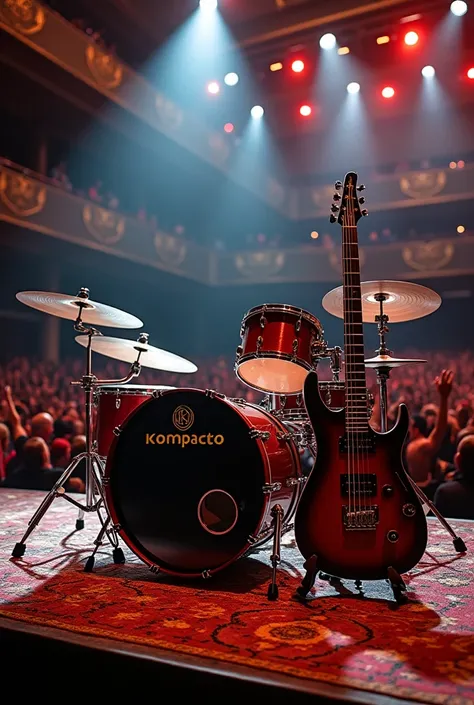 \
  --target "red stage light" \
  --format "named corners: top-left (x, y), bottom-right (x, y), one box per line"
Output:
top-left (381, 86), bottom-right (395, 99)
top-left (224, 123), bottom-right (234, 133)
top-left (291, 59), bottom-right (305, 73)
top-left (467, 67), bottom-right (474, 79)
top-left (404, 31), bottom-right (419, 46)
top-left (300, 104), bottom-right (312, 117)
